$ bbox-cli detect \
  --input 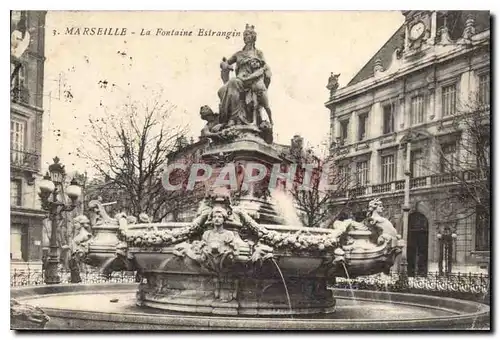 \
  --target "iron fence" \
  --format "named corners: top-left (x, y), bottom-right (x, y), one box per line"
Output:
top-left (10, 266), bottom-right (137, 287)
top-left (11, 267), bottom-right (490, 304)
top-left (332, 271), bottom-right (490, 303)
